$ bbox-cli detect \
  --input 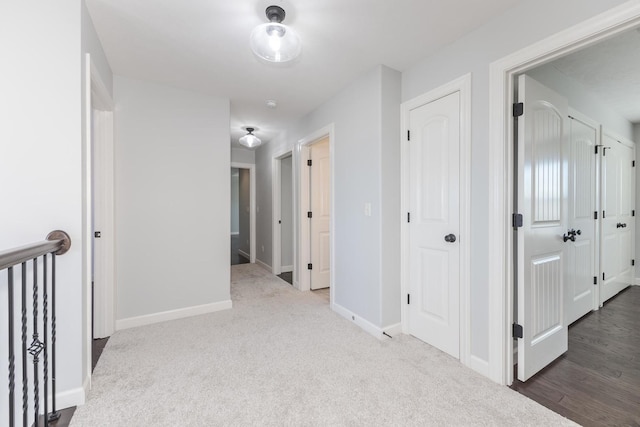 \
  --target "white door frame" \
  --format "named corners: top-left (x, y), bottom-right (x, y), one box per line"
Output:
top-left (272, 150), bottom-right (293, 276)
top-left (84, 53), bottom-right (115, 386)
top-left (400, 74), bottom-right (473, 370)
top-left (487, 2), bottom-right (640, 385)
top-left (296, 124), bottom-right (335, 301)
top-left (231, 162), bottom-right (256, 264)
